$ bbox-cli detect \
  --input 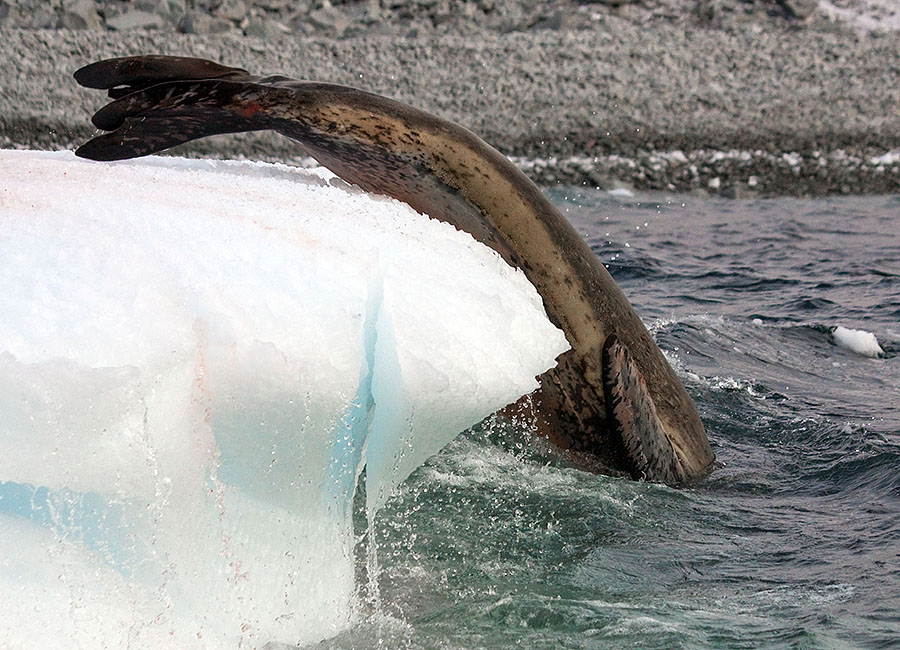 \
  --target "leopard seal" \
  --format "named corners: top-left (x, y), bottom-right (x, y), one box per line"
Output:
top-left (73, 55), bottom-right (715, 484)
